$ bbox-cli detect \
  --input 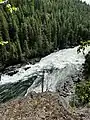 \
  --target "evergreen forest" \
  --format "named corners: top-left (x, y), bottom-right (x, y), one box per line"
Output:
top-left (0, 0), bottom-right (90, 68)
